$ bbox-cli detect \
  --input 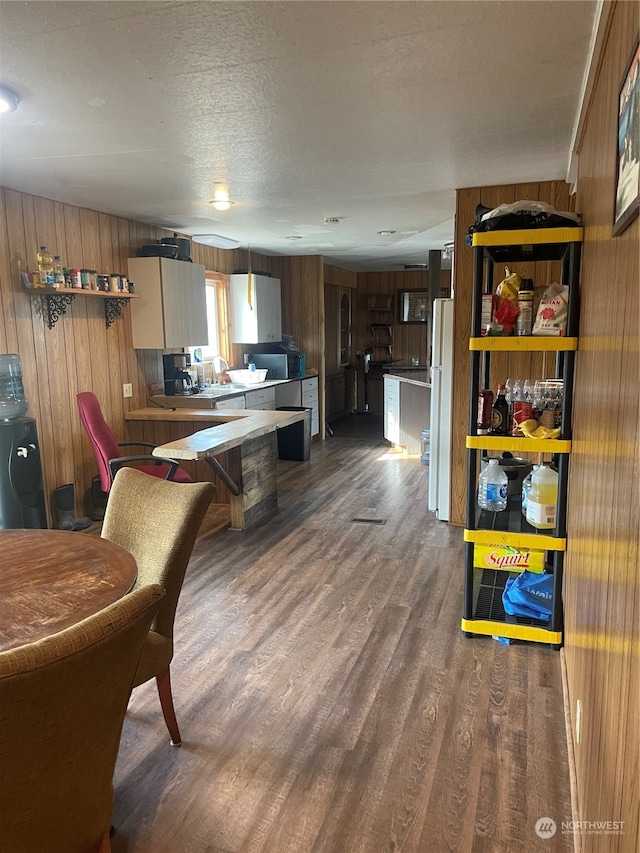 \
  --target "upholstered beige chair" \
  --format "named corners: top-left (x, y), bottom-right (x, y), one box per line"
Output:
top-left (101, 466), bottom-right (215, 746)
top-left (0, 583), bottom-right (165, 853)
